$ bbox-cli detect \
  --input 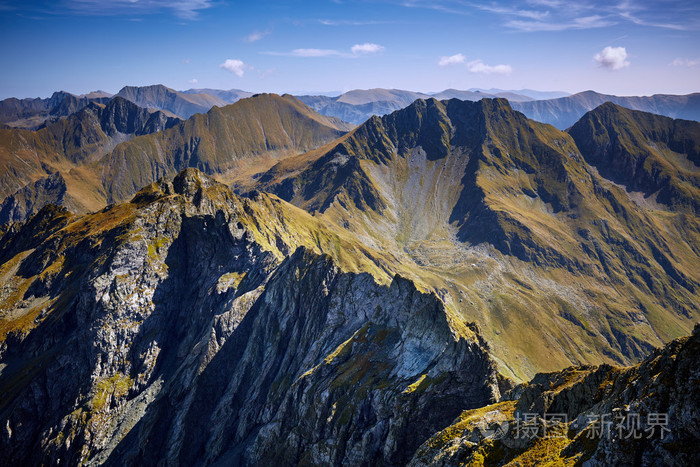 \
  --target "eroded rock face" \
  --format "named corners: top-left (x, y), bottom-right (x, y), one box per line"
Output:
top-left (0, 169), bottom-right (505, 466)
top-left (409, 325), bottom-right (700, 466)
